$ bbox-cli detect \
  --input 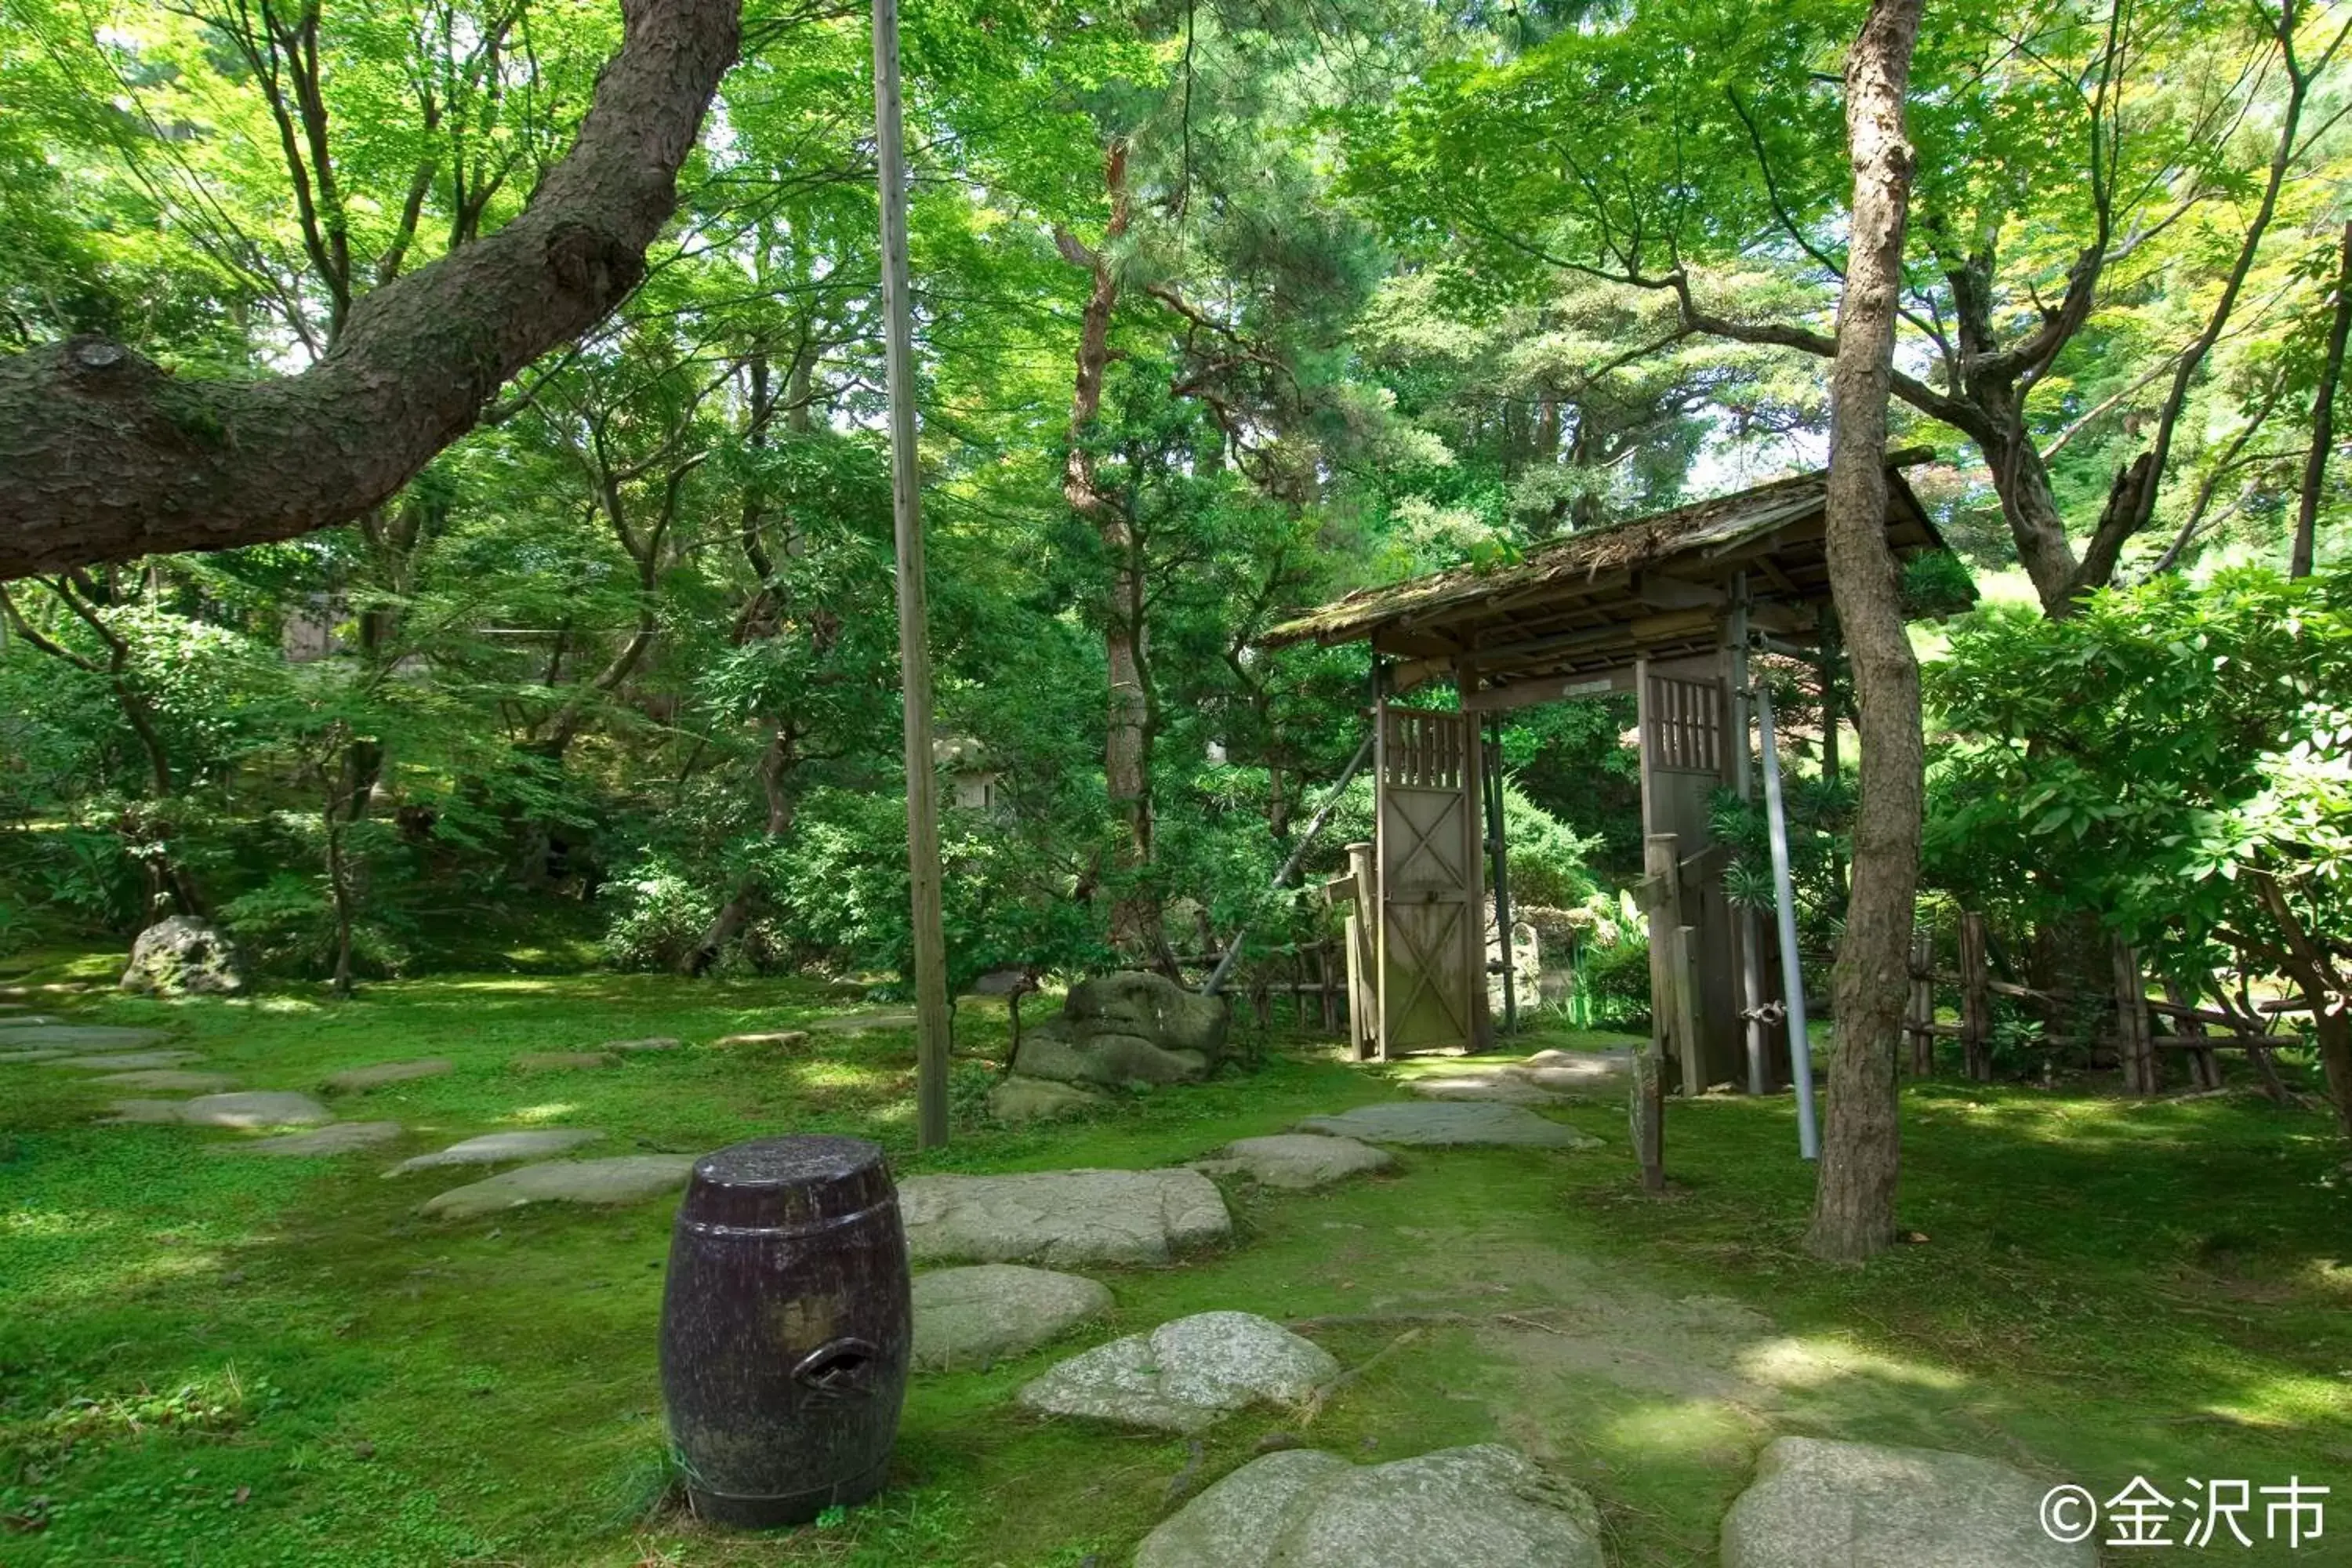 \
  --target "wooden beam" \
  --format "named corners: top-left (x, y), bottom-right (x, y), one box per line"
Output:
top-left (1463, 666), bottom-right (1635, 712)
top-left (1634, 572), bottom-right (1729, 611)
